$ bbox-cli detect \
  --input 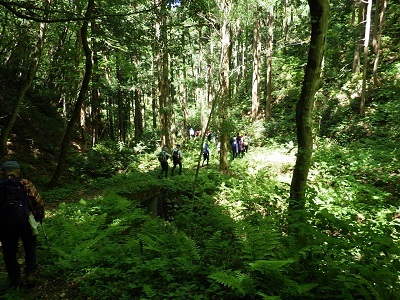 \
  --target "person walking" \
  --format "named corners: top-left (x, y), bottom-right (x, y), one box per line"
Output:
top-left (171, 144), bottom-right (183, 176)
top-left (0, 161), bottom-right (45, 288)
top-left (157, 147), bottom-right (171, 178)
top-left (202, 143), bottom-right (210, 166)
top-left (243, 134), bottom-right (250, 153)
top-left (231, 137), bottom-right (239, 160)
